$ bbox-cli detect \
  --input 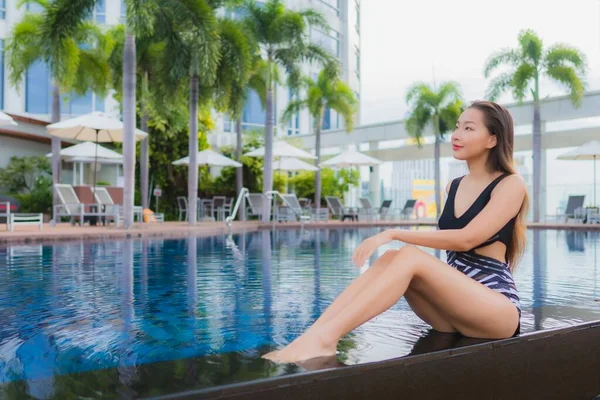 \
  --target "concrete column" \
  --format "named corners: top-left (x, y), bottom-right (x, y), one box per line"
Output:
top-left (540, 121), bottom-right (547, 220)
top-left (369, 141), bottom-right (380, 207)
